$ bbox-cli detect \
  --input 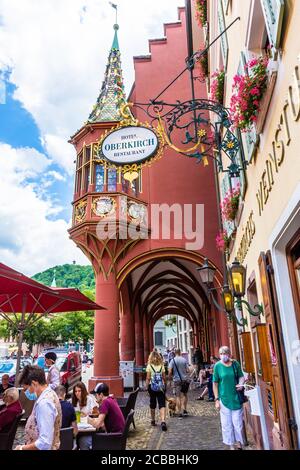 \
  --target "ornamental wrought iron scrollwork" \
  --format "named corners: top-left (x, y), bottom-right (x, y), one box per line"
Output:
top-left (132, 99), bottom-right (247, 178)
